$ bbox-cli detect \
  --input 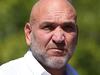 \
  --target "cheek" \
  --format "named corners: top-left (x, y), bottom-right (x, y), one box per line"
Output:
top-left (65, 33), bottom-right (77, 44)
top-left (65, 34), bottom-right (77, 54)
top-left (34, 31), bottom-right (51, 48)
